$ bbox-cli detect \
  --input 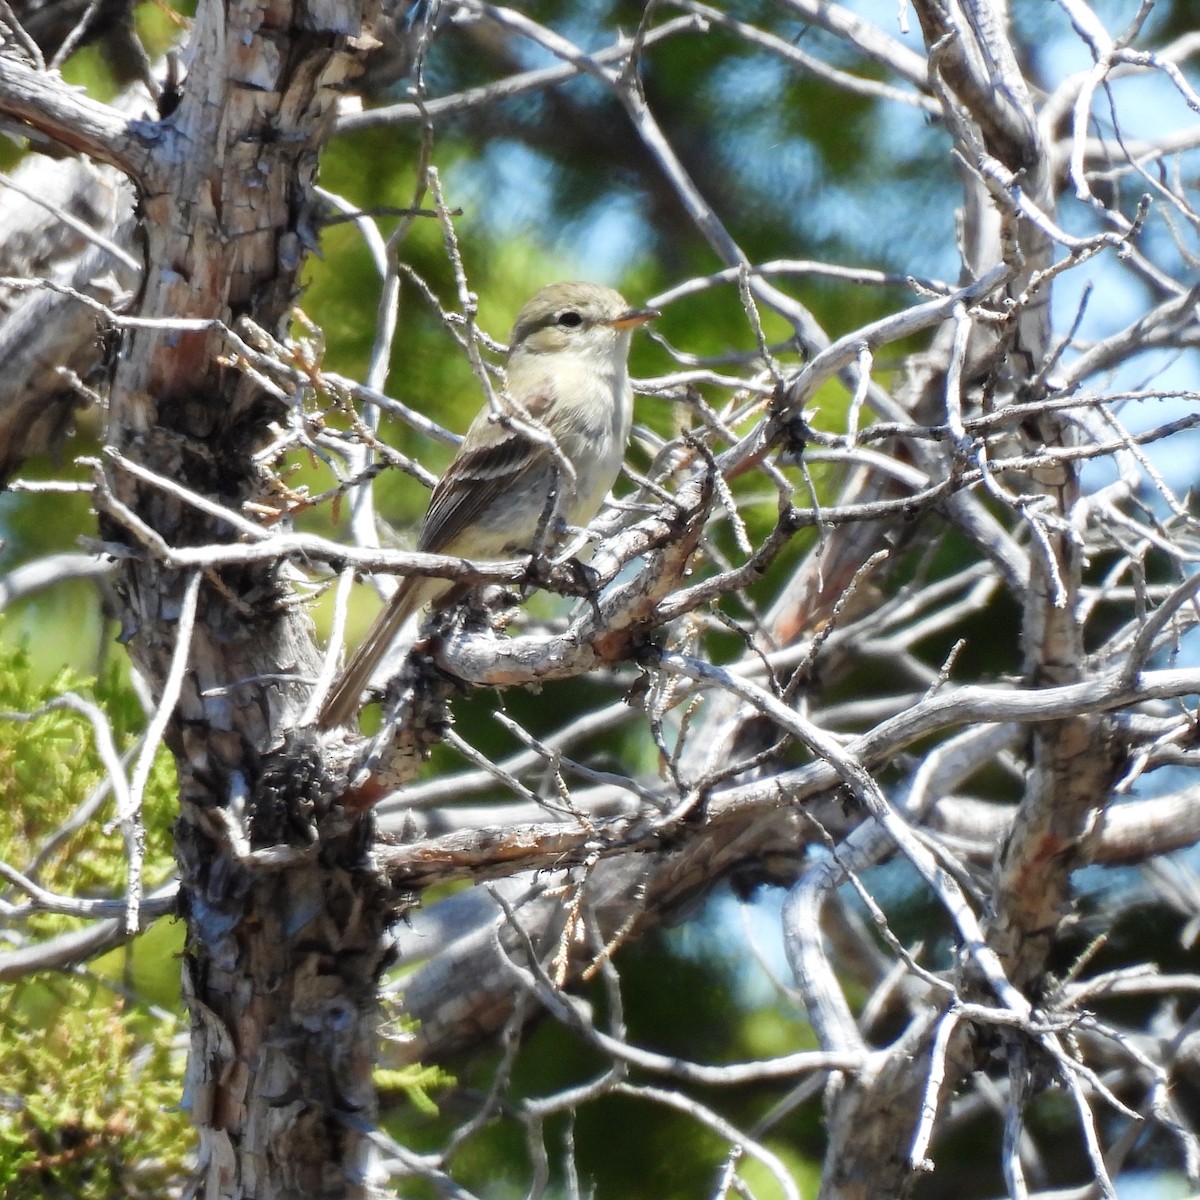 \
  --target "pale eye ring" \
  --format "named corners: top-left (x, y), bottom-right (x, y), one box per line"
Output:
top-left (556, 310), bottom-right (584, 328)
